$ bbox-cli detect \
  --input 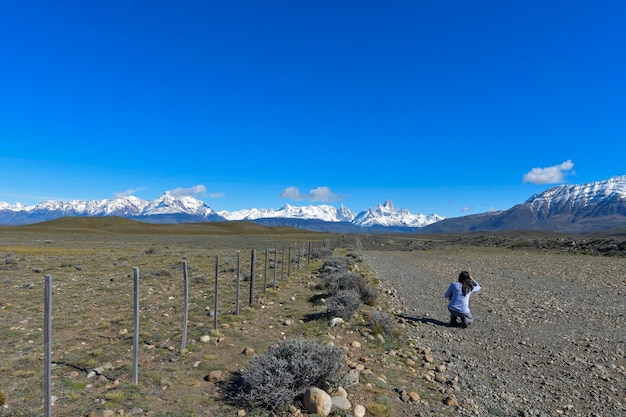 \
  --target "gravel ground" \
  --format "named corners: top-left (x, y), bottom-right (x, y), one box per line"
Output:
top-left (362, 247), bottom-right (626, 417)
